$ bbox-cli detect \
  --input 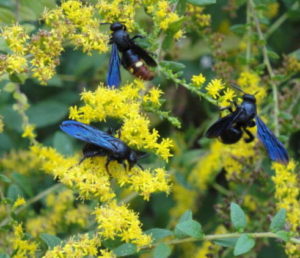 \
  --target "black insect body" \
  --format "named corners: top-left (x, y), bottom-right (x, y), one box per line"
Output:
top-left (206, 94), bottom-right (289, 164)
top-left (106, 22), bottom-right (157, 87)
top-left (60, 120), bottom-right (144, 172)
